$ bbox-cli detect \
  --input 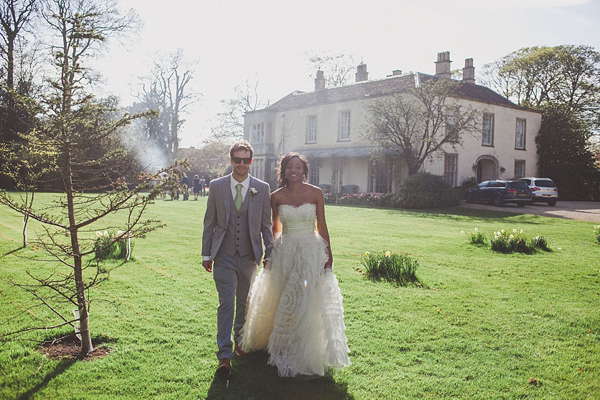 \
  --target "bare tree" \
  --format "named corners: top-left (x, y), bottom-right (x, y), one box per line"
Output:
top-left (0, 0), bottom-right (37, 90)
top-left (364, 77), bottom-right (480, 176)
top-left (136, 49), bottom-right (199, 158)
top-left (303, 51), bottom-right (357, 88)
top-left (212, 79), bottom-right (268, 142)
